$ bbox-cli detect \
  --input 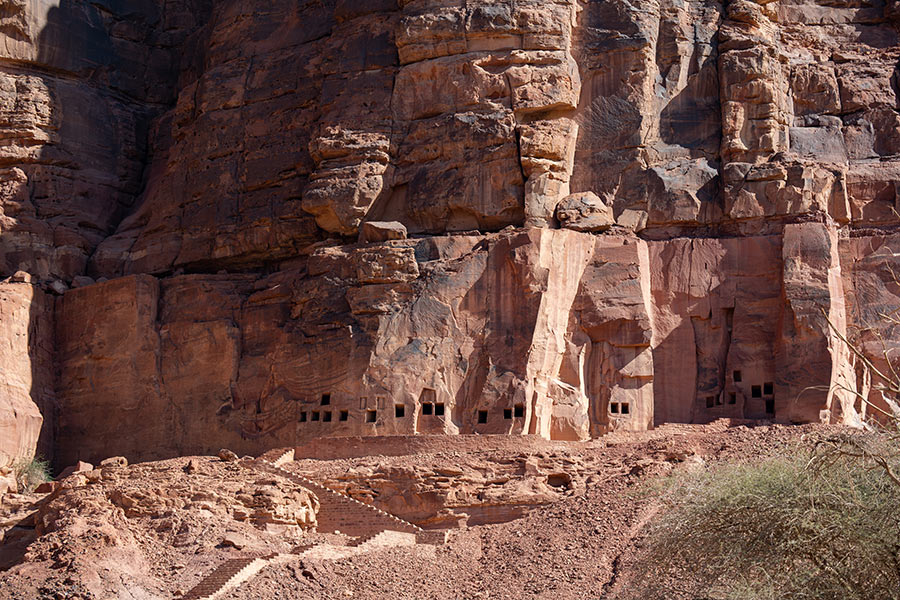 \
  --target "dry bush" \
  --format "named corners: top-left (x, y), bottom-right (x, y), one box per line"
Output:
top-left (619, 440), bottom-right (900, 600)
top-left (11, 456), bottom-right (51, 492)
